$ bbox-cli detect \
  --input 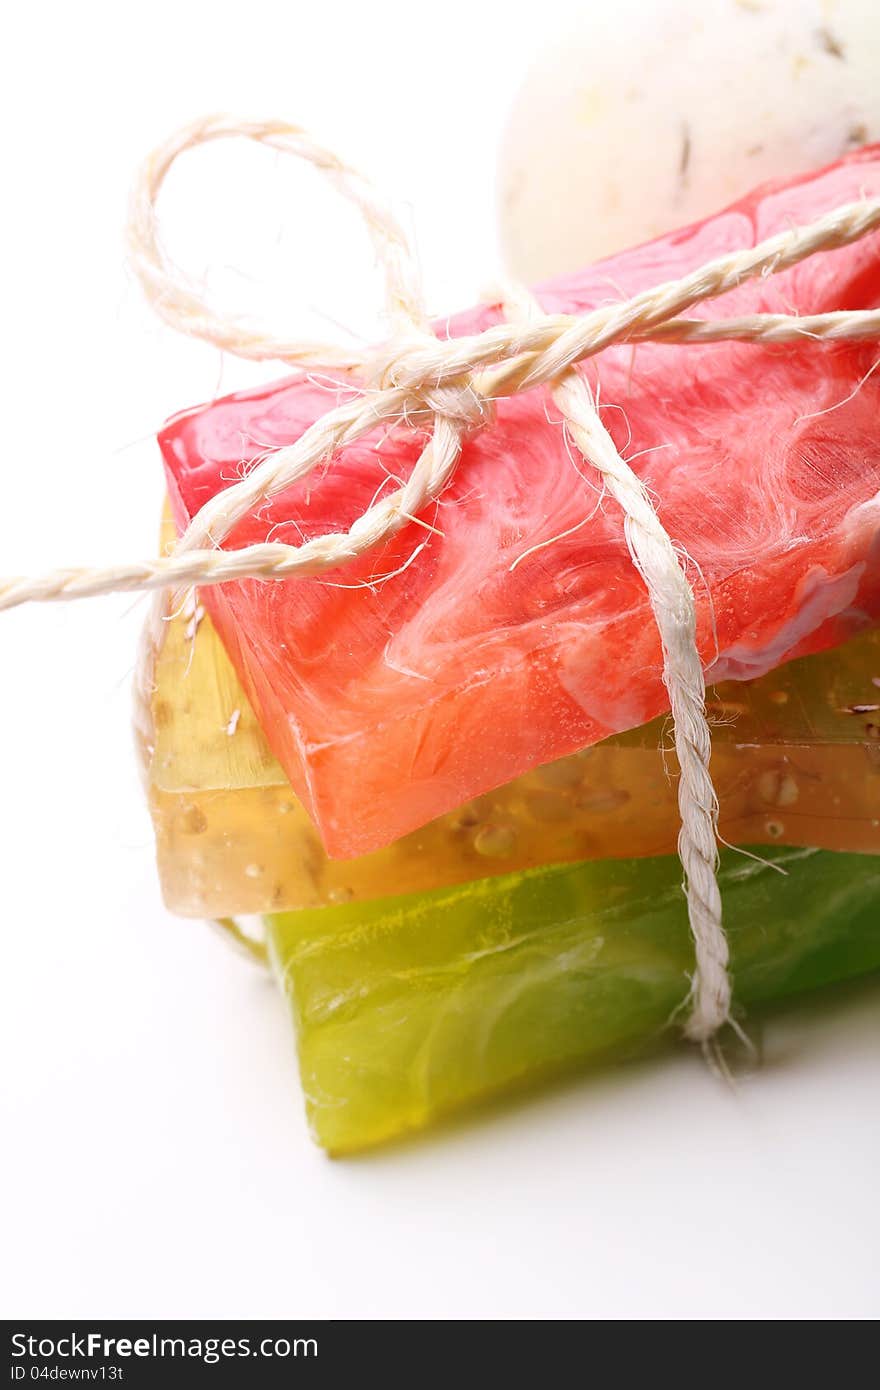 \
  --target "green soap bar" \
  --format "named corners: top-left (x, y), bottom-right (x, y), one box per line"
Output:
top-left (266, 848), bottom-right (880, 1154)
